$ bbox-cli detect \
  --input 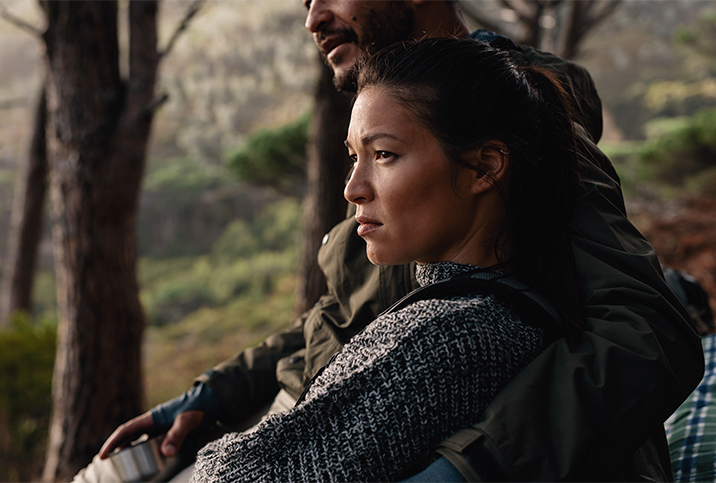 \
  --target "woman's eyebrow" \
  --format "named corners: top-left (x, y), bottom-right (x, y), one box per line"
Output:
top-left (346, 132), bottom-right (403, 148)
top-left (362, 132), bottom-right (401, 144)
